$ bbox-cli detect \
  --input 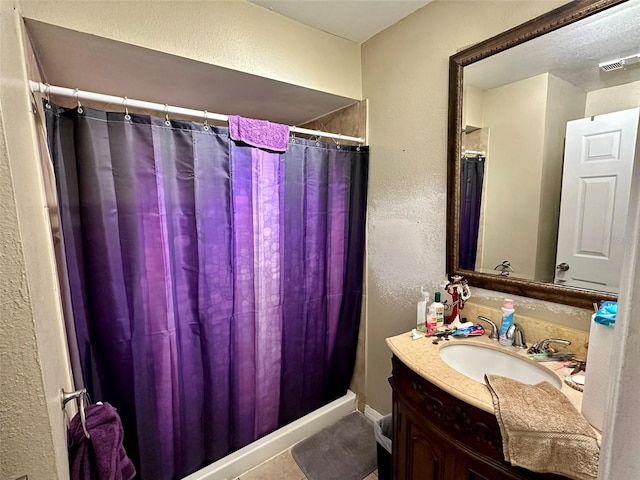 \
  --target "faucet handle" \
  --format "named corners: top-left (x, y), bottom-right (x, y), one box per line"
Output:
top-left (531, 338), bottom-right (571, 354)
top-left (477, 316), bottom-right (499, 341)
